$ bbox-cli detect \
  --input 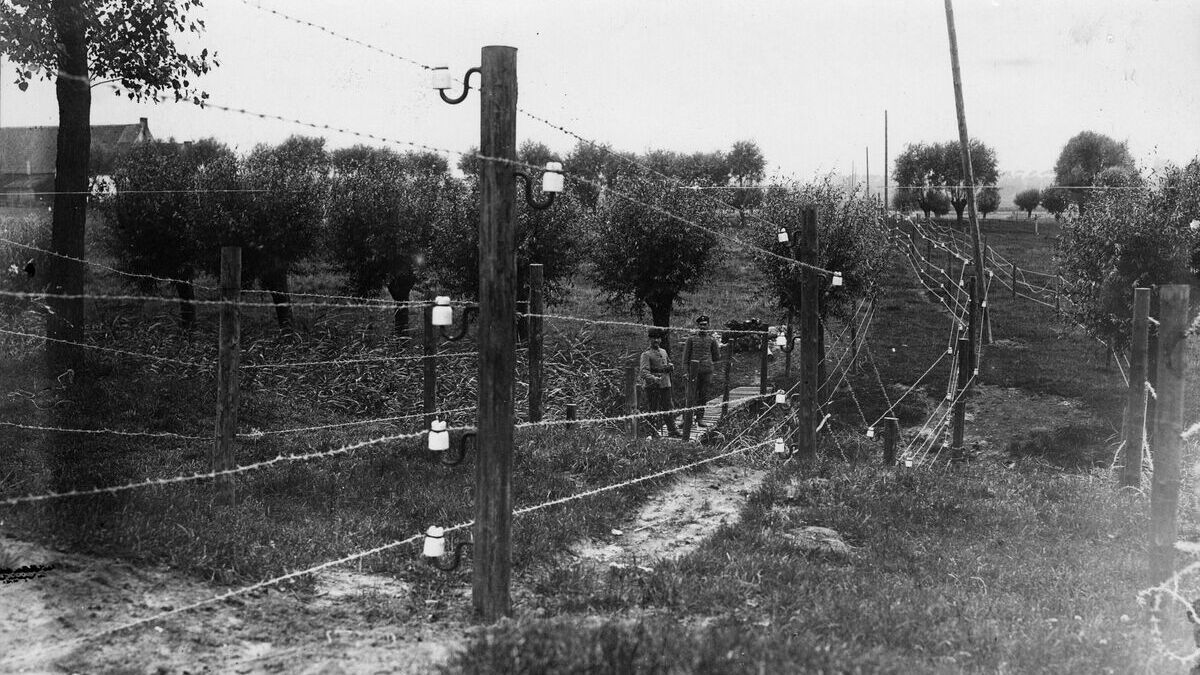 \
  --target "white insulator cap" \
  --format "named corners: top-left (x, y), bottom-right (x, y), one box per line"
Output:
top-left (905, 458), bottom-right (913, 468)
top-left (431, 296), bottom-right (453, 326)
top-left (866, 426), bottom-right (875, 438)
top-left (775, 389), bottom-right (787, 404)
top-left (775, 334), bottom-right (787, 348)
top-left (428, 419), bottom-right (449, 451)
top-left (777, 228), bottom-right (789, 244)
top-left (831, 272), bottom-right (844, 287)
top-left (431, 66), bottom-right (451, 90)
top-left (542, 162), bottom-right (564, 193)
top-left (773, 438), bottom-right (788, 455)
top-left (422, 526), bottom-right (445, 557)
